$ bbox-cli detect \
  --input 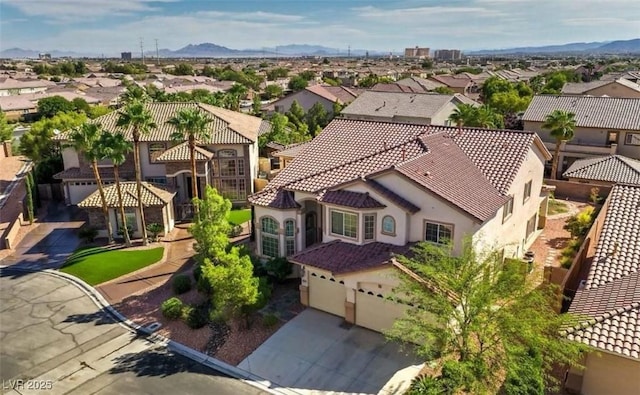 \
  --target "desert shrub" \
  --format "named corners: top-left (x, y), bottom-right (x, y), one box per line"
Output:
top-left (161, 297), bottom-right (183, 319)
top-left (172, 274), bottom-right (192, 295)
top-left (196, 271), bottom-right (213, 295)
top-left (503, 346), bottom-right (544, 395)
top-left (146, 223), bottom-right (163, 242)
top-left (117, 225), bottom-right (134, 239)
top-left (182, 305), bottom-right (209, 329)
top-left (262, 313), bottom-right (279, 328)
top-left (265, 257), bottom-right (293, 283)
top-left (408, 374), bottom-right (442, 395)
top-left (78, 226), bottom-right (98, 243)
top-left (228, 224), bottom-right (243, 237)
top-left (564, 207), bottom-right (595, 238)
